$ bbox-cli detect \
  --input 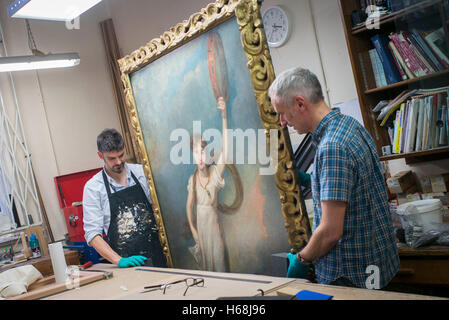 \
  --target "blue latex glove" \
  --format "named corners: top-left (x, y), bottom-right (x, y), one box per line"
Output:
top-left (286, 252), bottom-right (310, 278)
top-left (118, 255), bottom-right (148, 268)
top-left (297, 170), bottom-right (311, 188)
